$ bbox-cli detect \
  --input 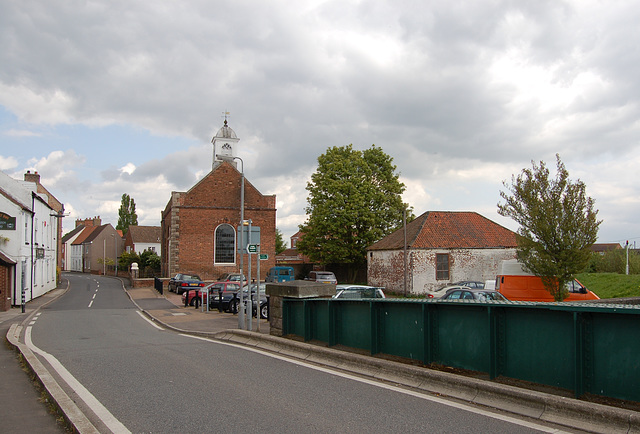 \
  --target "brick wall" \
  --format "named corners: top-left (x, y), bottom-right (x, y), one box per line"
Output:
top-left (368, 248), bottom-right (517, 295)
top-left (162, 162), bottom-right (277, 281)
